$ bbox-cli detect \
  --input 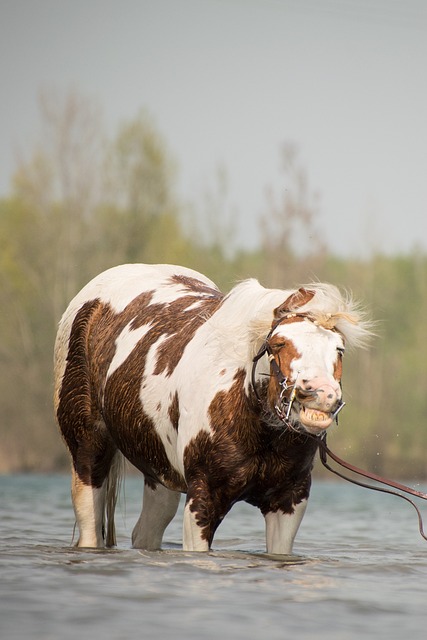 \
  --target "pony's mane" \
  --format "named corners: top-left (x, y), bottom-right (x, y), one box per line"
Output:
top-left (215, 279), bottom-right (372, 359)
